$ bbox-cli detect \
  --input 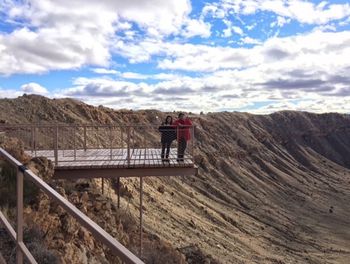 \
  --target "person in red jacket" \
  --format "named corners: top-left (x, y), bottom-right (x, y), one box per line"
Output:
top-left (173, 113), bottom-right (193, 162)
